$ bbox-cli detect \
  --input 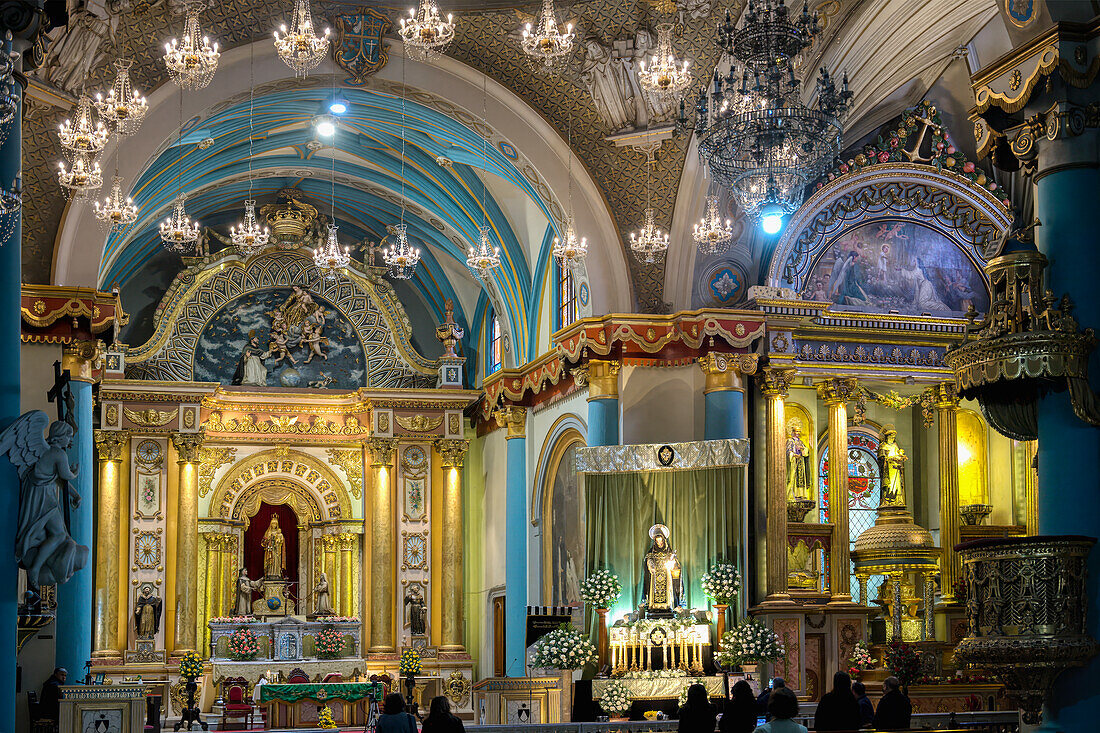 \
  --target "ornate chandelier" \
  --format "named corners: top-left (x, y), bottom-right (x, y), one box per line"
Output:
top-left (521, 0), bottom-right (575, 69)
top-left (231, 199), bottom-right (270, 255)
top-left (58, 95), bottom-right (109, 158)
top-left (314, 223), bottom-right (350, 281)
top-left (399, 0), bottom-right (455, 61)
top-left (629, 207), bottom-right (669, 264)
top-left (552, 219), bottom-right (587, 263)
top-left (58, 154), bottom-right (103, 198)
top-left (638, 23), bottom-right (692, 98)
top-left (94, 60), bottom-right (148, 136)
top-left (466, 225), bottom-right (501, 279)
top-left (690, 0), bottom-right (852, 226)
top-left (274, 0), bottom-right (330, 78)
top-left (693, 194), bottom-right (734, 254)
top-left (0, 49), bottom-right (17, 136)
top-left (159, 194), bottom-right (201, 253)
top-left (94, 176), bottom-right (138, 231)
top-left (164, 9), bottom-right (220, 90)
top-left (382, 223), bottom-right (421, 280)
